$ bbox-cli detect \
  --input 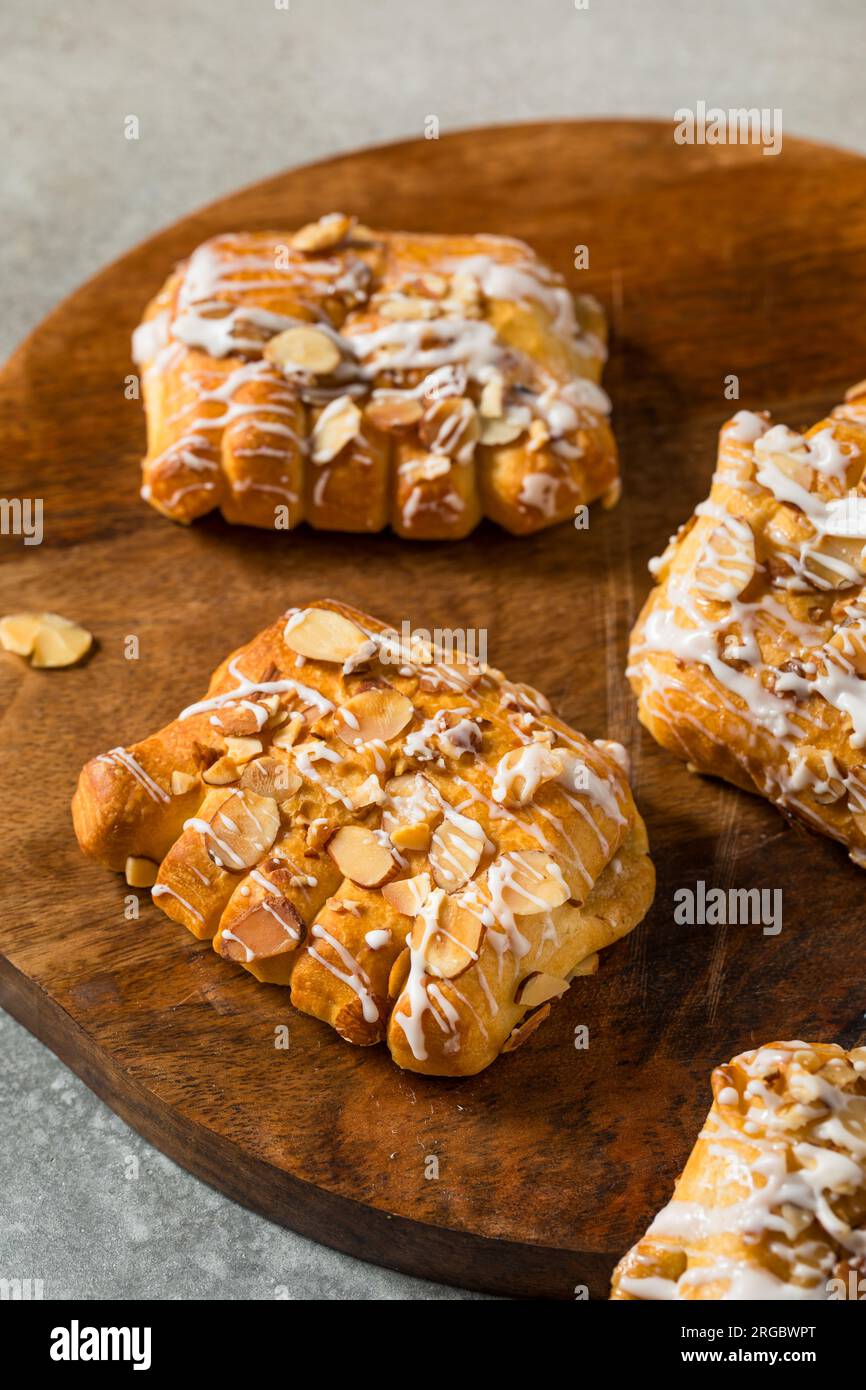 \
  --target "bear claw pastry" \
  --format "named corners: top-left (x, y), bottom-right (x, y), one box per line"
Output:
top-left (133, 215), bottom-right (618, 538)
top-left (628, 386), bottom-right (866, 868)
top-left (611, 1040), bottom-right (866, 1300)
top-left (72, 600), bottom-right (654, 1075)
